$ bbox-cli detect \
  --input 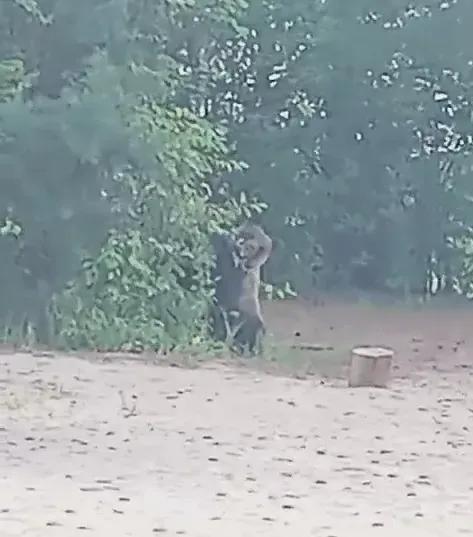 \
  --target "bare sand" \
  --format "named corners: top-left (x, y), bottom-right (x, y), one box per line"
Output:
top-left (1, 300), bottom-right (473, 536)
